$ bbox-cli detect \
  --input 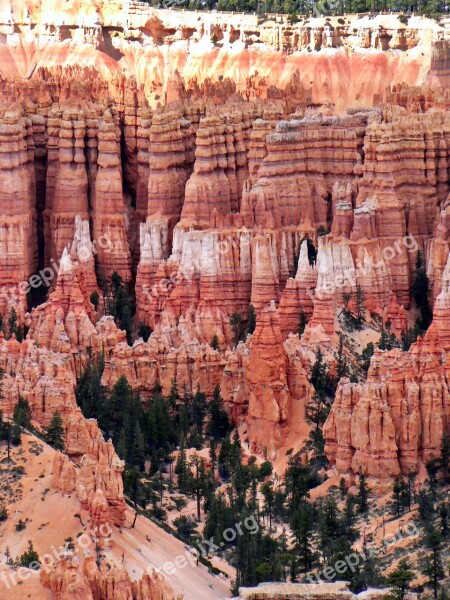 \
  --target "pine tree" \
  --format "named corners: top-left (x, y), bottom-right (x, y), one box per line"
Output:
top-left (357, 472), bottom-right (369, 514)
top-left (17, 540), bottom-right (40, 569)
top-left (355, 284), bottom-right (365, 327)
top-left (412, 250), bottom-right (432, 331)
top-left (211, 334), bottom-right (220, 350)
top-left (44, 410), bottom-right (65, 451)
top-left (7, 307), bottom-right (19, 339)
top-left (423, 529), bottom-right (445, 599)
top-left (116, 427), bottom-right (128, 462)
top-left (75, 352), bottom-right (106, 423)
top-left (175, 440), bottom-right (191, 494)
top-left (137, 322), bottom-right (152, 342)
top-left (247, 304), bottom-right (256, 335)
top-left (230, 313), bottom-right (244, 346)
top-left (130, 421), bottom-right (145, 470)
top-left (13, 397), bottom-right (31, 429)
top-left (335, 334), bottom-right (349, 380)
top-left (359, 342), bottom-right (374, 375)
top-left (207, 384), bottom-right (229, 441)
top-left (392, 476), bottom-right (410, 517)
top-left (386, 559), bottom-right (415, 600)
top-left (90, 290), bottom-right (100, 310)
top-left (121, 304), bottom-right (133, 345)
top-left (291, 502), bottom-right (314, 573)
top-left (299, 309), bottom-right (307, 335)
